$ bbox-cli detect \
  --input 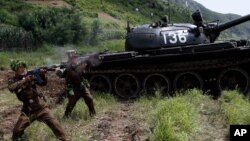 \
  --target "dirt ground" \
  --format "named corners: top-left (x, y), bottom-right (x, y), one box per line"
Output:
top-left (84, 102), bottom-right (150, 141)
top-left (0, 69), bottom-right (150, 141)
